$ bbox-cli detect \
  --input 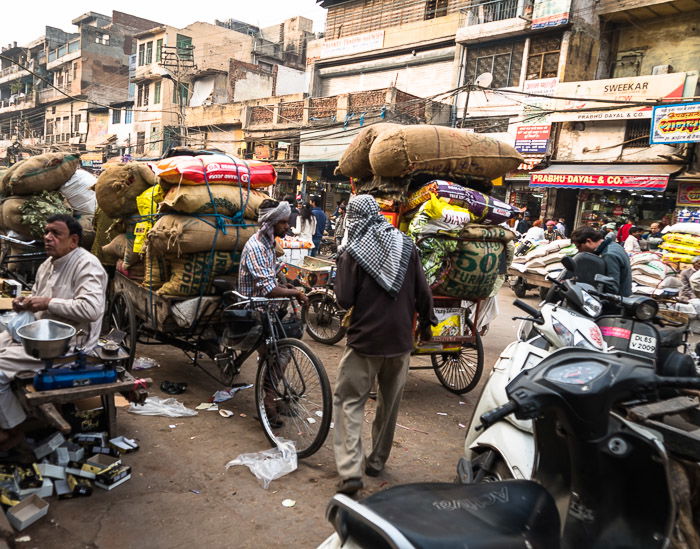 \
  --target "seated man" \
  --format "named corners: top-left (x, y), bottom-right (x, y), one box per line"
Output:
top-left (0, 214), bottom-right (107, 449)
